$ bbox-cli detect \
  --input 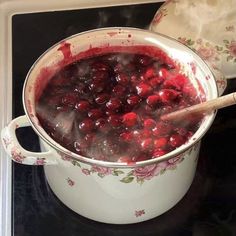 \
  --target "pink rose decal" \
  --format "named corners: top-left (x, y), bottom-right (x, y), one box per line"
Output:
top-left (133, 162), bottom-right (168, 181)
top-left (66, 177), bottom-right (75, 186)
top-left (11, 148), bottom-right (25, 163)
top-left (35, 158), bottom-right (46, 165)
top-left (91, 165), bottom-right (113, 176)
top-left (152, 8), bottom-right (167, 25)
top-left (135, 209), bottom-right (145, 217)
top-left (166, 155), bottom-right (184, 170)
top-left (197, 46), bottom-right (217, 61)
top-left (82, 168), bottom-right (90, 175)
top-left (228, 41), bottom-right (236, 57)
